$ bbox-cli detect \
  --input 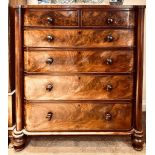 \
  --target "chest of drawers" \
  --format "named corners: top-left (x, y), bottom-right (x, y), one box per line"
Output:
top-left (13, 5), bottom-right (145, 151)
